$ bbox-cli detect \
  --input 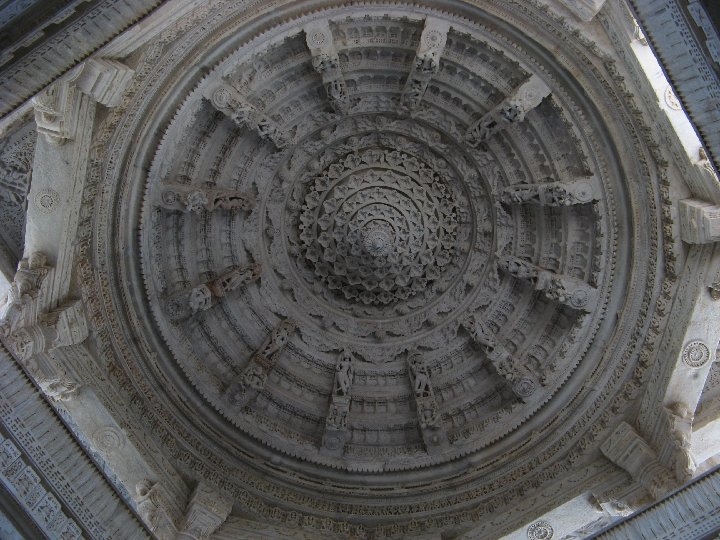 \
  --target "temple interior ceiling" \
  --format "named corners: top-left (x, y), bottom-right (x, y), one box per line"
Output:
top-left (90, 0), bottom-right (664, 532)
top-left (2, 0), bottom-right (720, 538)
